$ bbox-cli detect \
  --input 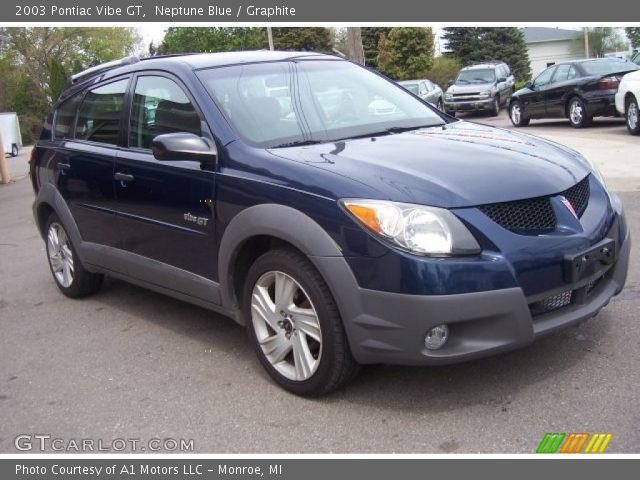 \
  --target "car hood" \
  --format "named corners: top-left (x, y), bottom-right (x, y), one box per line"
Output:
top-left (267, 121), bottom-right (591, 208)
top-left (447, 83), bottom-right (494, 94)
